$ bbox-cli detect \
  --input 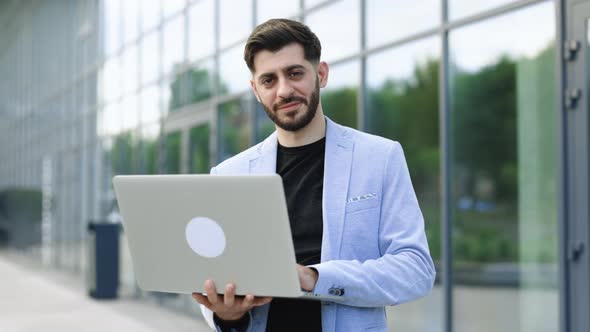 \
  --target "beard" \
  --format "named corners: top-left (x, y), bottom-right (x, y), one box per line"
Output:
top-left (260, 77), bottom-right (320, 132)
